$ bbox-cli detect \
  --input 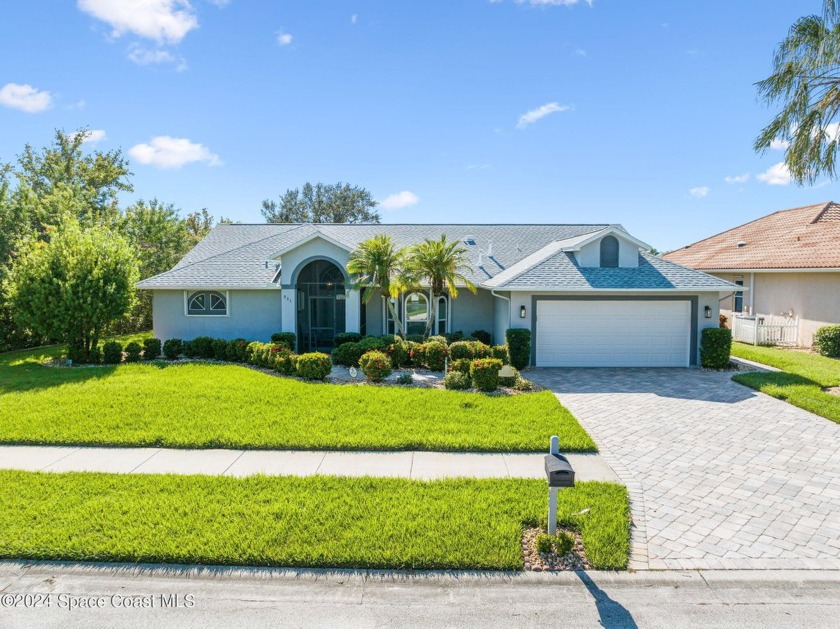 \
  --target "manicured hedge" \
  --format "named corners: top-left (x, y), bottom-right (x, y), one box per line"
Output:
top-left (211, 338), bottom-right (228, 361)
top-left (225, 339), bottom-right (249, 363)
top-left (471, 330), bottom-right (492, 345)
top-left (190, 336), bottom-right (215, 359)
top-left (143, 338), bottom-right (162, 361)
top-left (700, 328), bottom-right (732, 369)
top-left (334, 332), bottom-right (362, 347)
top-left (332, 342), bottom-right (365, 367)
top-left (124, 342), bottom-right (142, 363)
top-left (383, 338), bottom-right (409, 367)
top-left (450, 358), bottom-right (472, 374)
top-left (444, 371), bottom-right (471, 390)
top-left (359, 350), bottom-right (392, 383)
top-left (490, 345), bottom-right (509, 363)
top-left (506, 329), bottom-right (531, 370)
top-left (270, 332), bottom-right (296, 349)
top-left (102, 341), bottom-right (123, 365)
top-left (422, 341), bottom-right (447, 371)
top-left (296, 353), bottom-right (332, 380)
top-left (274, 349), bottom-right (298, 376)
top-left (470, 358), bottom-right (503, 392)
top-left (162, 339), bottom-right (182, 360)
top-left (814, 325), bottom-right (840, 358)
top-left (449, 341), bottom-right (491, 361)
